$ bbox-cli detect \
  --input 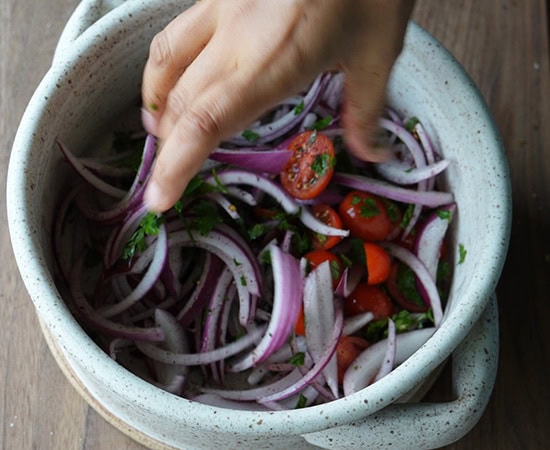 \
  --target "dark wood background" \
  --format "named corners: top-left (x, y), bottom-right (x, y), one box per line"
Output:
top-left (1, 1), bottom-right (548, 448)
